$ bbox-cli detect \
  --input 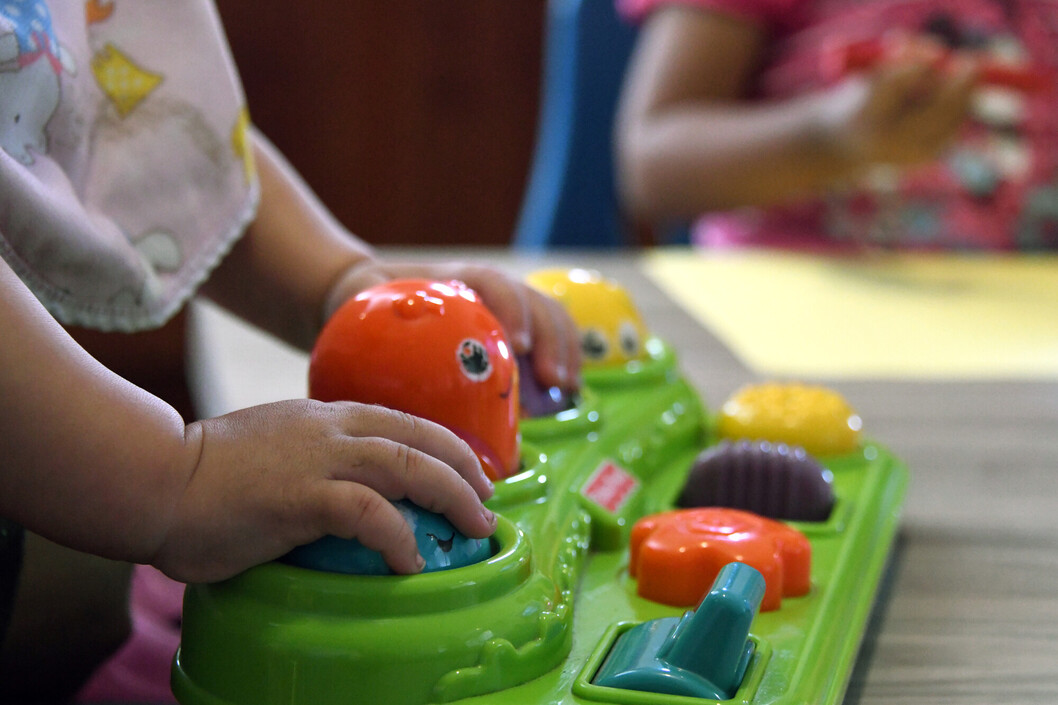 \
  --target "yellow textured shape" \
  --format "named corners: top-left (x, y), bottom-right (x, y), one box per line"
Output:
top-left (91, 43), bottom-right (162, 116)
top-left (717, 382), bottom-right (862, 456)
top-left (231, 106), bottom-right (255, 184)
